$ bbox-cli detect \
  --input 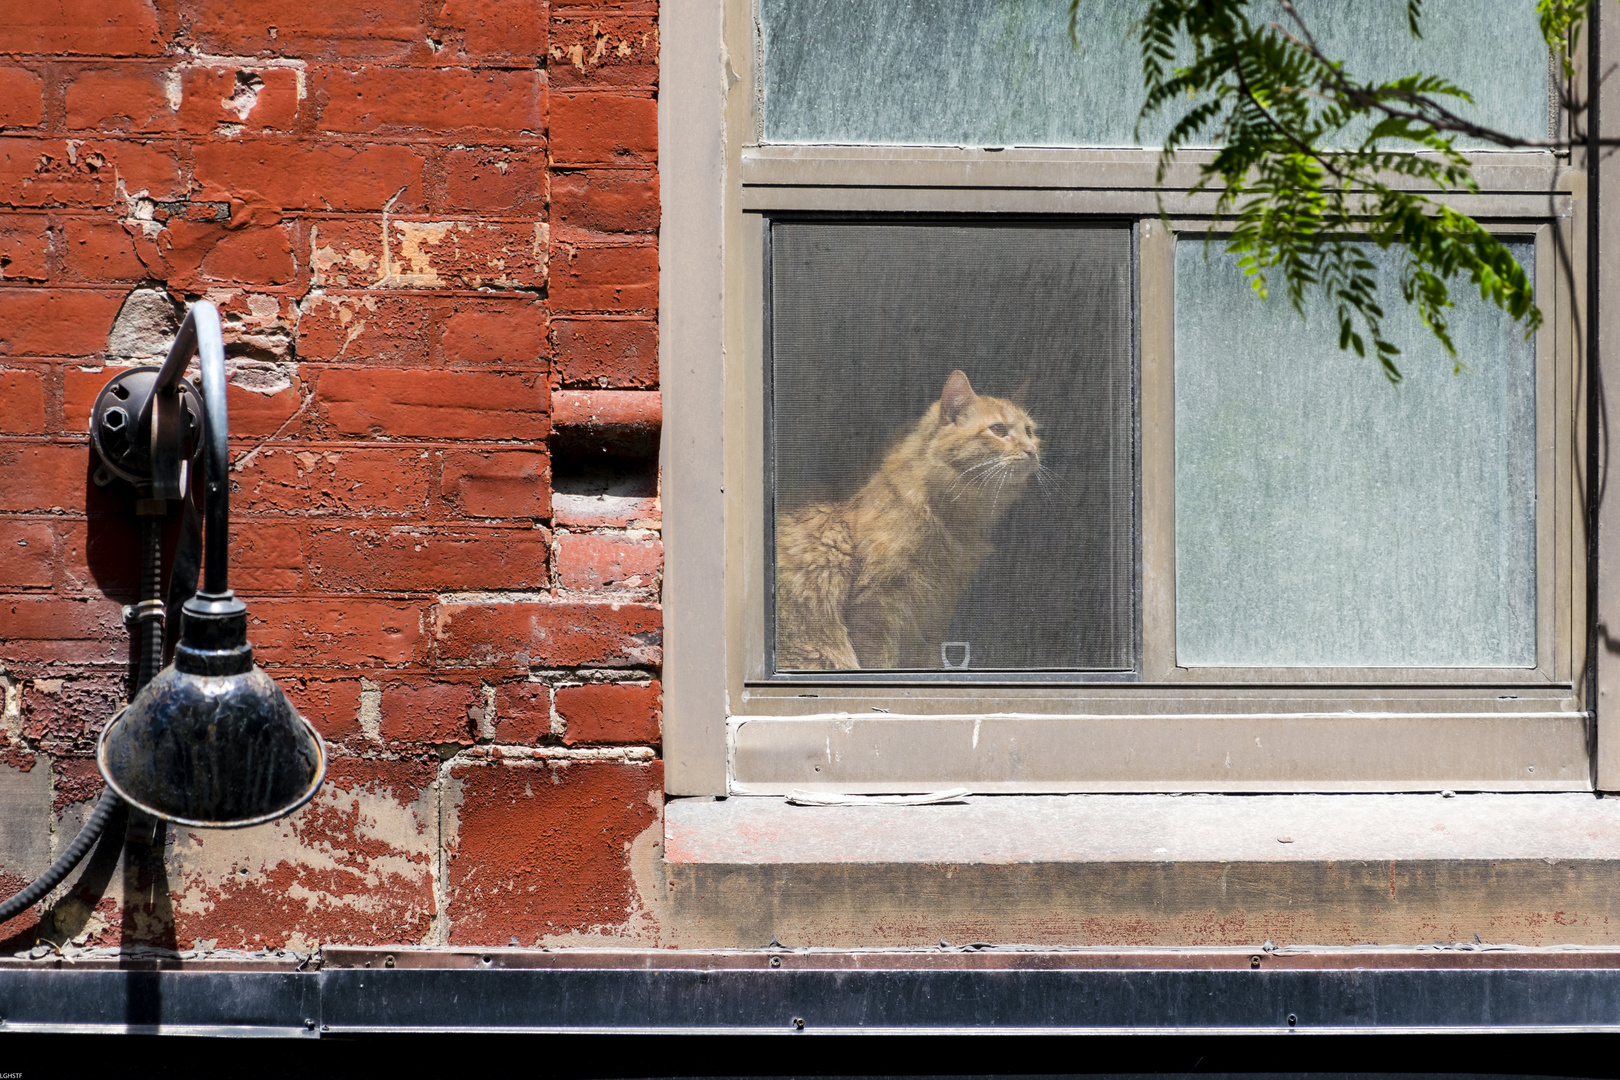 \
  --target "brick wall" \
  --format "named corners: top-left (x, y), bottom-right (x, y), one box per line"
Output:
top-left (0, 0), bottom-right (663, 951)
